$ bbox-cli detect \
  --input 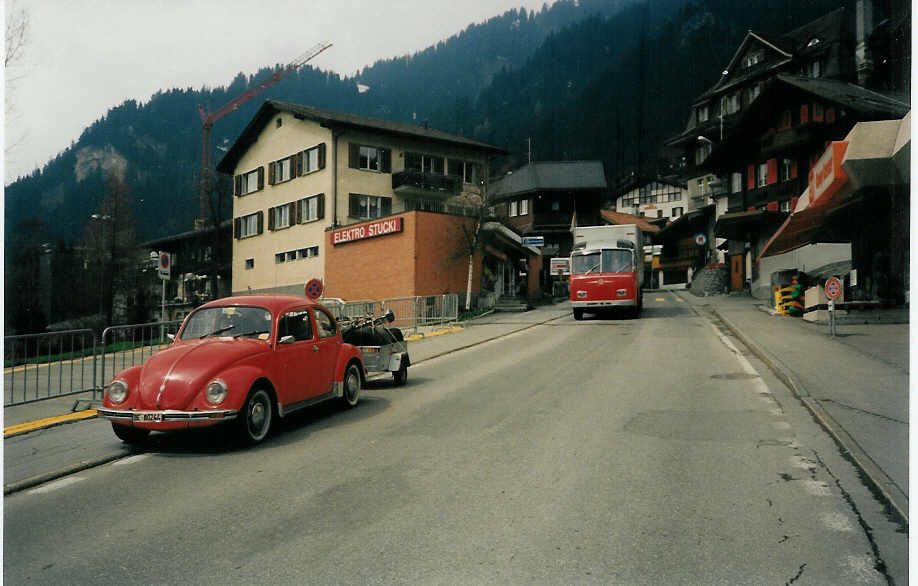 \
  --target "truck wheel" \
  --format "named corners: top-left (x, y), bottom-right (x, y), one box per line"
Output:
top-left (393, 362), bottom-right (408, 386)
top-left (573, 308), bottom-right (583, 320)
